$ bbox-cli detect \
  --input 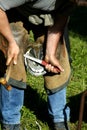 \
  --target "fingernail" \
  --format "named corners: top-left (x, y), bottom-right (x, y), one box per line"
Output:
top-left (14, 61), bottom-right (17, 65)
top-left (62, 69), bottom-right (64, 72)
